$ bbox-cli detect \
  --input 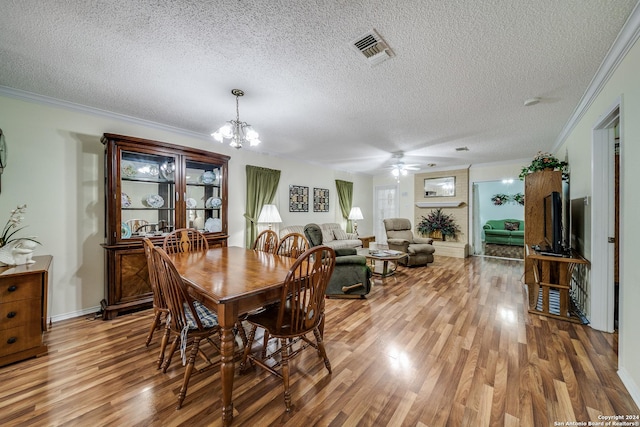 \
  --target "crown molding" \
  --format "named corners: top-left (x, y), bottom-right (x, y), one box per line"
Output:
top-left (0, 85), bottom-right (209, 141)
top-left (554, 2), bottom-right (640, 151)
